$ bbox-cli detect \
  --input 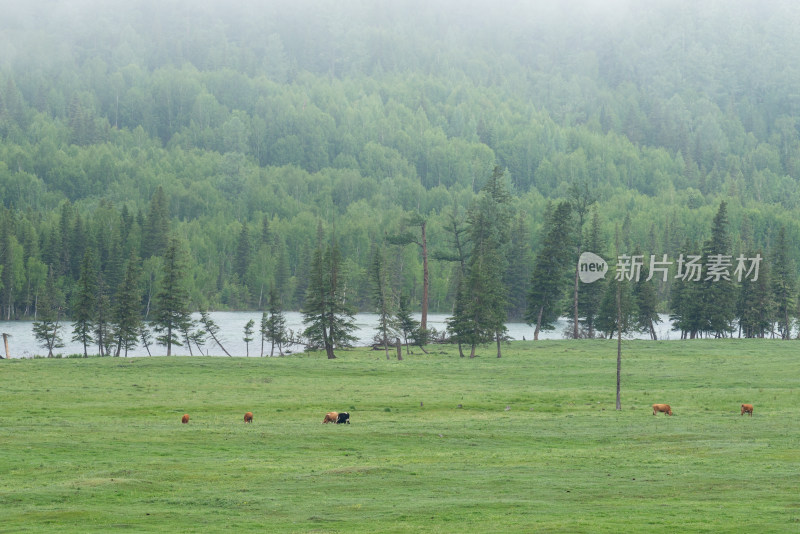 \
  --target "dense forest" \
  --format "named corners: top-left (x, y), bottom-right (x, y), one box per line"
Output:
top-left (1, 0), bottom-right (800, 342)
